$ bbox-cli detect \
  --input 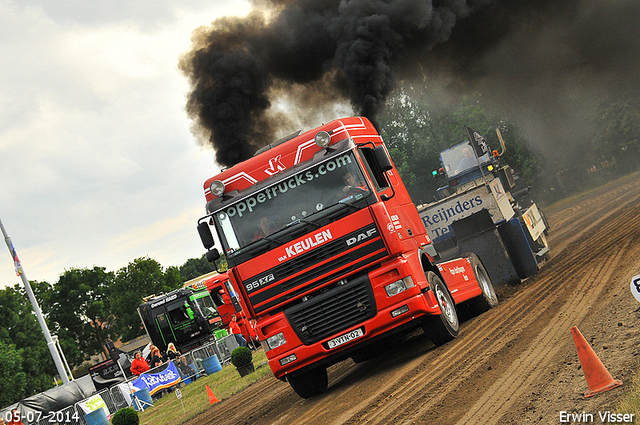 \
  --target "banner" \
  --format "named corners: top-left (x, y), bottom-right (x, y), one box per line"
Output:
top-left (132, 361), bottom-right (182, 395)
top-left (77, 394), bottom-right (110, 419)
